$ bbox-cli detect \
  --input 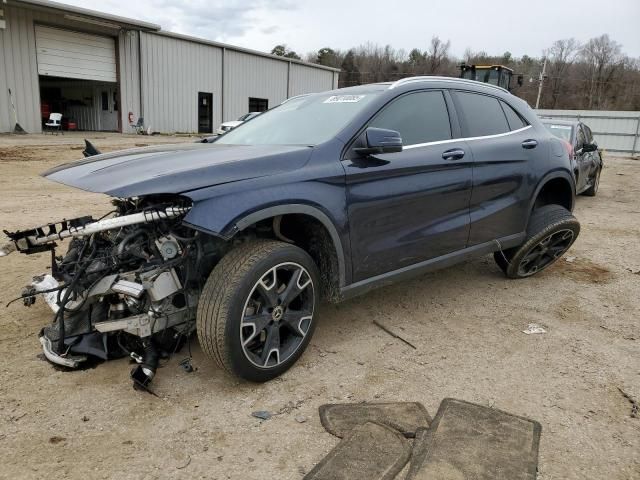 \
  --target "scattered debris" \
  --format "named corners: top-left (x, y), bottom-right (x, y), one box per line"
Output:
top-left (372, 320), bottom-right (417, 349)
top-left (523, 324), bottom-right (547, 335)
top-left (251, 411), bottom-right (272, 421)
top-left (81, 415), bottom-right (89, 422)
top-left (295, 415), bottom-right (308, 423)
top-left (179, 358), bottom-right (195, 373)
top-left (49, 436), bottom-right (66, 444)
top-left (564, 256), bottom-right (576, 263)
top-left (617, 387), bottom-right (639, 418)
top-left (625, 268), bottom-right (640, 275)
top-left (176, 456), bottom-right (191, 470)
